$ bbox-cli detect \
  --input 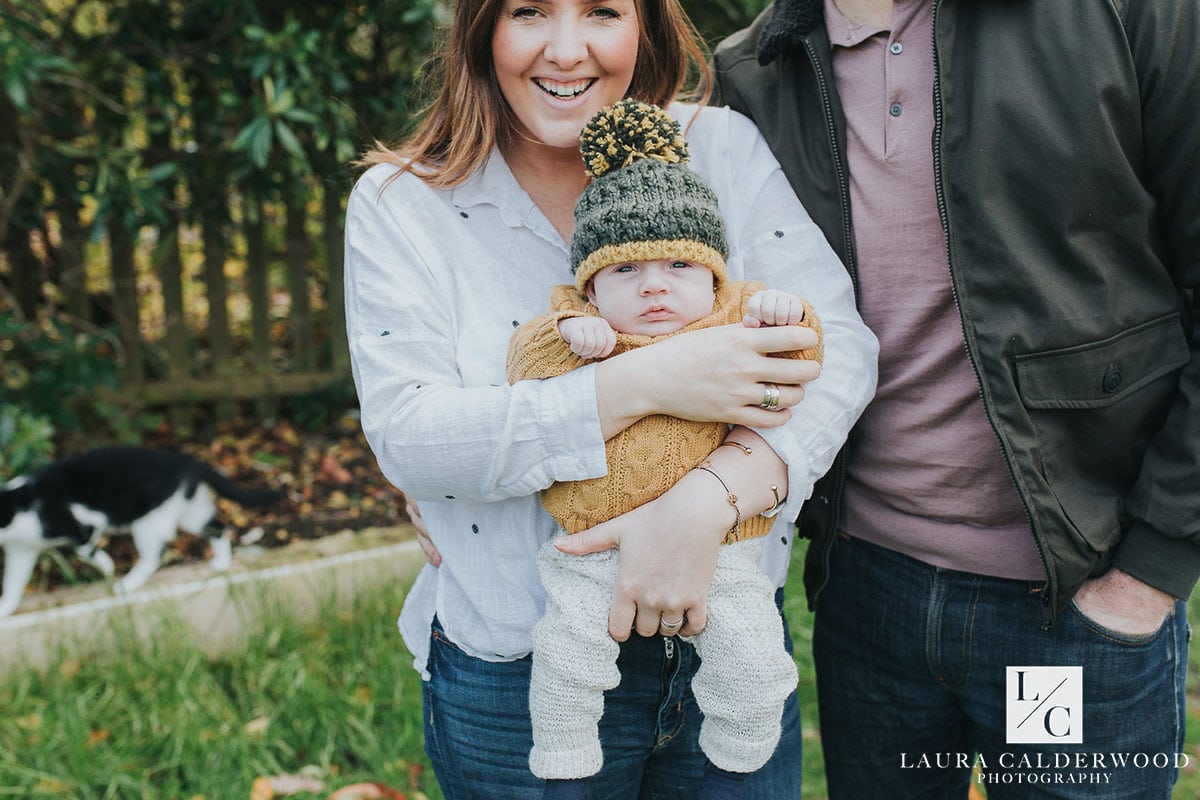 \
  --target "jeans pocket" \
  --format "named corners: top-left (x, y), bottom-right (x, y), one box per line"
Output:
top-left (1066, 600), bottom-right (1172, 646)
